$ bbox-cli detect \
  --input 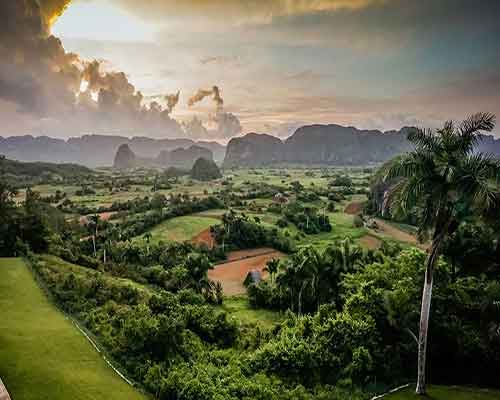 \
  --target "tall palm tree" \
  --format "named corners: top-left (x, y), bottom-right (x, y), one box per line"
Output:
top-left (383, 112), bottom-right (500, 395)
top-left (88, 213), bottom-right (100, 258)
top-left (143, 232), bottom-right (152, 256)
top-left (264, 258), bottom-right (280, 284)
top-left (320, 238), bottom-right (363, 306)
